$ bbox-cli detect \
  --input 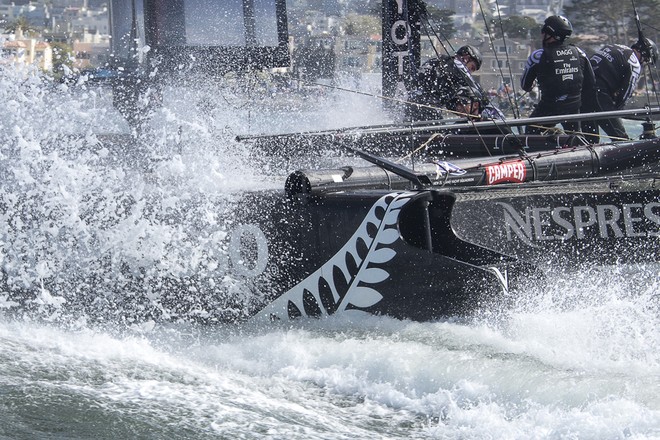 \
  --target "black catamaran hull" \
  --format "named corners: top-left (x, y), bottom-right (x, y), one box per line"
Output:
top-left (3, 142), bottom-right (658, 324)
top-left (249, 172), bottom-right (660, 323)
